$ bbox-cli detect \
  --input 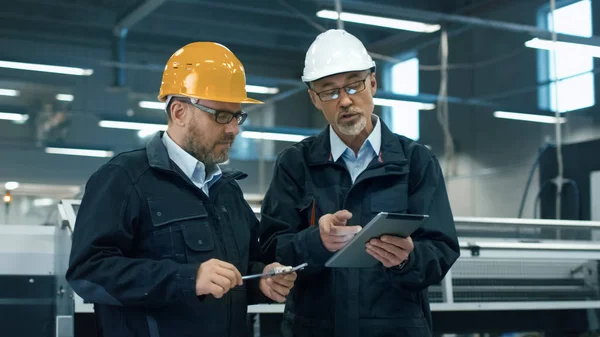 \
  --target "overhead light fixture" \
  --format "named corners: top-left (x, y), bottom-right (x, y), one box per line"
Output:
top-left (0, 89), bottom-right (19, 96)
top-left (246, 85), bottom-right (279, 94)
top-left (4, 182), bottom-right (19, 190)
top-left (0, 112), bottom-right (29, 123)
top-left (241, 131), bottom-right (308, 142)
top-left (99, 120), bottom-right (166, 139)
top-left (373, 98), bottom-right (435, 110)
top-left (137, 129), bottom-right (161, 138)
top-left (99, 120), bottom-right (166, 131)
top-left (139, 101), bottom-right (166, 110)
top-left (316, 10), bottom-right (440, 33)
top-left (45, 147), bottom-right (114, 158)
top-left (0, 60), bottom-right (93, 76)
top-left (33, 198), bottom-right (54, 207)
top-left (56, 94), bottom-right (74, 102)
top-left (525, 38), bottom-right (600, 58)
top-left (493, 111), bottom-right (566, 124)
